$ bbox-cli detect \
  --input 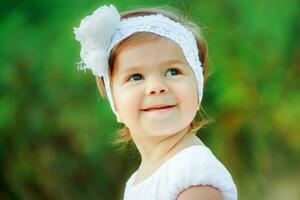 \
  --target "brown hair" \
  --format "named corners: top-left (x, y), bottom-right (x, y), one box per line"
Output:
top-left (96, 5), bottom-right (214, 150)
